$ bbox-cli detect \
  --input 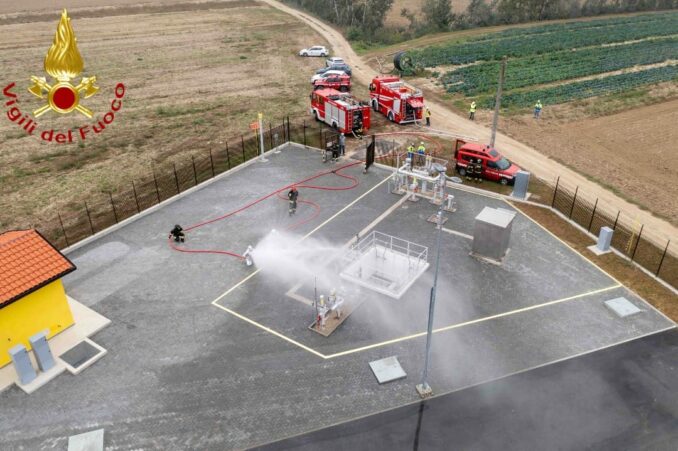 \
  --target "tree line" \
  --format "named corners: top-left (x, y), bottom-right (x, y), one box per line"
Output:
top-left (283, 0), bottom-right (677, 45)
